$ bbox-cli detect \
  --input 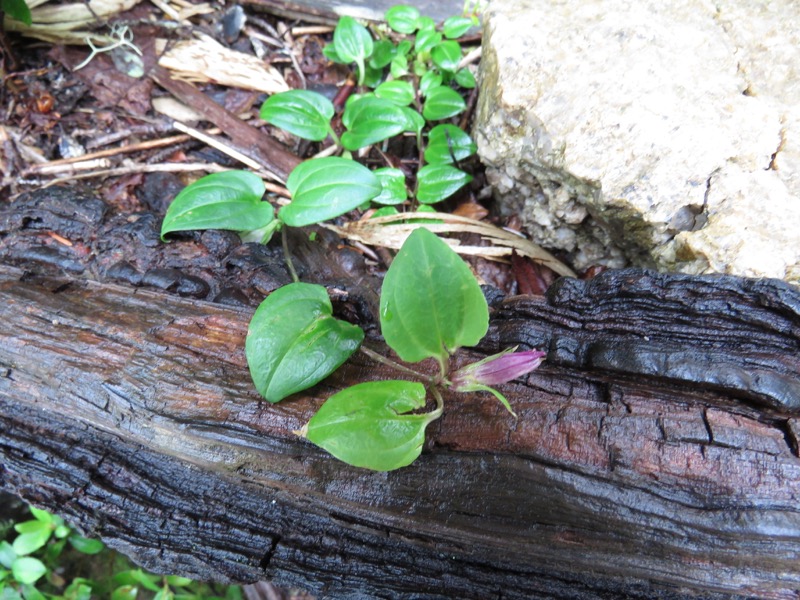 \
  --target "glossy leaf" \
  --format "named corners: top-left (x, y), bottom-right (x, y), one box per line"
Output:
top-left (28, 507), bottom-right (53, 524)
top-left (399, 106), bottom-right (425, 135)
top-left (414, 25), bottom-right (441, 53)
top-left (369, 39), bottom-right (396, 68)
top-left (419, 70), bottom-right (443, 96)
top-left (12, 522), bottom-right (51, 556)
top-left (259, 90), bottom-right (334, 141)
top-left (455, 67), bottom-right (476, 88)
top-left (322, 43), bottom-right (345, 64)
top-left (371, 206), bottom-right (399, 218)
top-left (246, 282), bottom-right (364, 403)
top-left (69, 535), bottom-right (105, 555)
top-left (341, 96), bottom-right (408, 150)
top-left (281, 157), bottom-right (381, 226)
top-left (416, 164), bottom-right (472, 203)
top-left (333, 16), bottom-right (373, 81)
top-left (11, 557), bottom-right (46, 585)
top-left (431, 41), bottom-right (461, 72)
top-left (160, 171), bottom-right (272, 239)
top-left (442, 16), bottom-right (475, 39)
top-left (0, 541), bottom-right (16, 569)
top-left (385, 5), bottom-right (420, 34)
top-left (372, 168), bottom-right (407, 205)
top-left (302, 381), bottom-right (439, 471)
top-left (380, 227), bottom-right (488, 365)
top-left (423, 86), bottom-right (466, 120)
top-left (424, 124), bottom-right (477, 164)
top-left (390, 53), bottom-right (409, 78)
top-left (2, 0), bottom-right (32, 25)
top-left (374, 80), bottom-right (415, 106)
